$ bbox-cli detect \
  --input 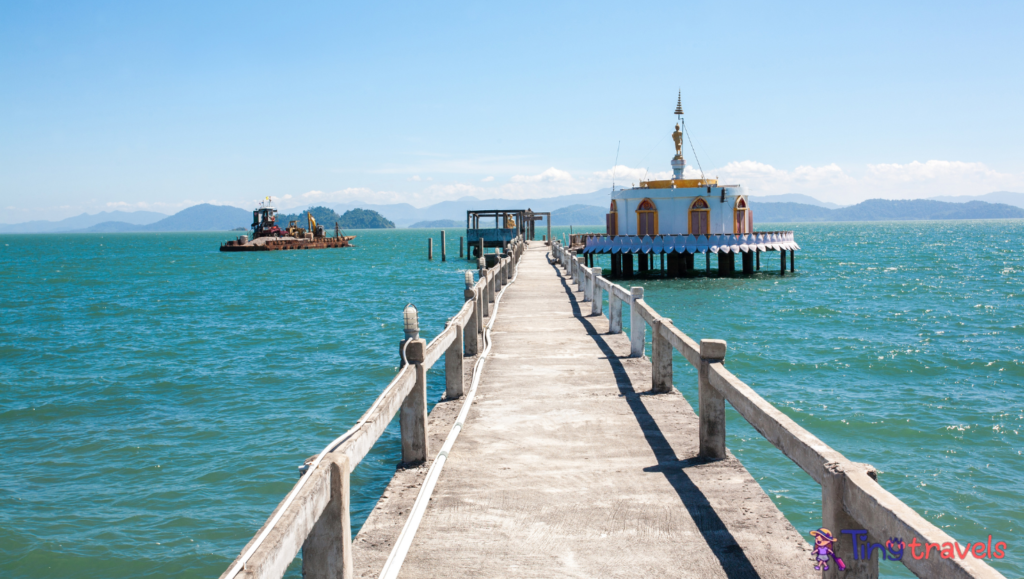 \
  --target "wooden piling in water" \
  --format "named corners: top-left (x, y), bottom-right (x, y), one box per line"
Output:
top-left (428, 238), bottom-right (433, 260)
top-left (780, 249), bottom-right (787, 276)
top-left (459, 236), bottom-right (464, 258)
top-left (441, 231), bottom-right (446, 262)
top-left (790, 250), bottom-right (795, 272)
top-left (756, 249), bottom-right (760, 271)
